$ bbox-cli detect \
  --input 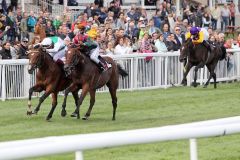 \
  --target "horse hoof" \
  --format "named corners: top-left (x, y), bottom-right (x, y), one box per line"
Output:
top-left (203, 85), bottom-right (207, 88)
top-left (46, 117), bottom-right (52, 121)
top-left (82, 116), bottom-right (89, 120)
top-left (26, 111), bottom-right (33, 115)
top-left (33, 110), bottom-right (38, 115)
top-left (71, 112), bottom-right (77, 117)
top-left (193, 83), bottom-right (198, 88)
top-left (112, 117), bottom-right (116, 121)
top-left (61, 110), bottom-right (67, 117)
